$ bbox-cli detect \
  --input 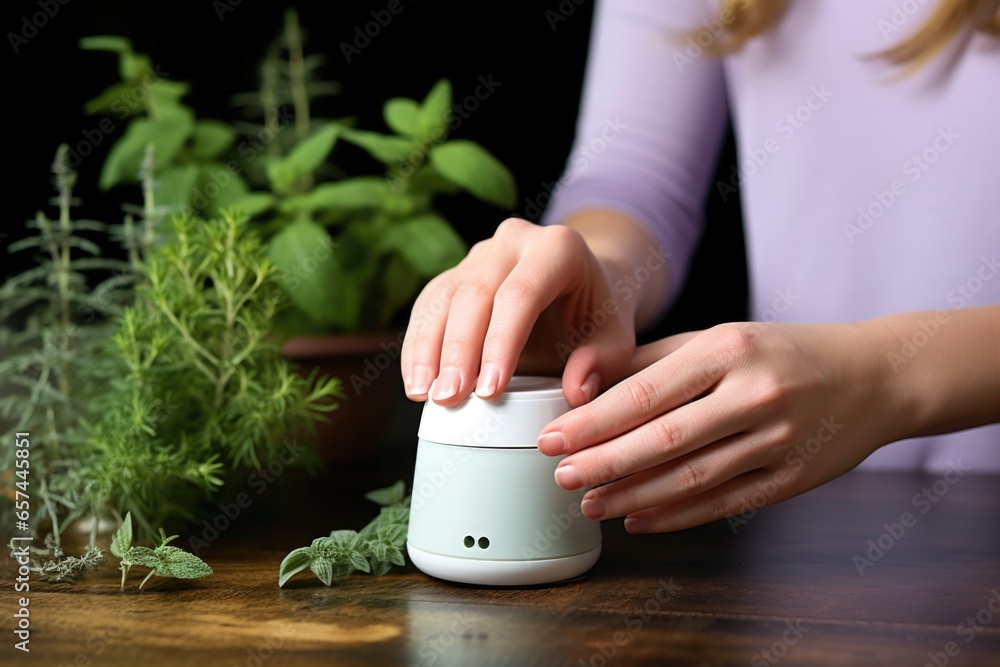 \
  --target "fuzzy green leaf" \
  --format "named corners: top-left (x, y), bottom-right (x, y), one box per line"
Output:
top-left (79, 35), bottom-right (133, 54)
top-left (386, 547), bottom-right (406, 568)
top-left (430, 140), bottom-right (517, 208)
top-left (267, 219), bottom-right (360, 328)
top-left (278, 178), bottom-right (389, 215)
top-left (341, 129), bottom-right (416, 165)
top-left (99, 107), bottom-right (194, 190)
top-left (266, 124), bottom-right (339, 194)
top-left (152, 545), bottom-right (213, 579)
top-left (349, 551), bottom-right (372, 573)
top-left (83, 83), bottom-right (142, 116)
top-left (378, 214), bottom-right (467, 277)
top-left (369, 559), bottom-right (393, 577)
top-left (110, 511), bottom-right (133, 558)
top-left (191, 121), bottom-right (237, 161)
top-left (124, 546), bottom-right (161, 569)
top-left (383, 98), bottom-right (419, 137)
top-left (228, 193), bottom-right (275, 217)
top-left (365, 480), bottom-right (407, 507)
top-left (310, 556), bottom-right (334, 586)
top-left (196, 163), bottom-right (249, 215)
top-left (156, 165), bottom-right (199, 208)
top-left (417, 79), bottom-right (452, 140)
top-left (278, 547), bottom-right (314, 587)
